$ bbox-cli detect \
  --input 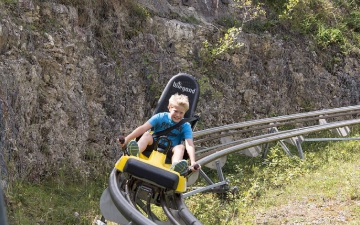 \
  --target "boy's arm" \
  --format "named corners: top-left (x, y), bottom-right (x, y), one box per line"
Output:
top-left (123, 122), bottom-right (152, 145)
top-left (184, 139), bottom-right (200, 170)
